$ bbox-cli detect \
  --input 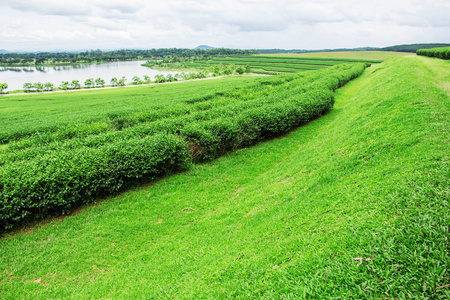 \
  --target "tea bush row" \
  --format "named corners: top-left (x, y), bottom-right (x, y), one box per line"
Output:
top-left (0, 134), bottom-right (190, 230)
top-left (417, 47), bottom-right (450, 60)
